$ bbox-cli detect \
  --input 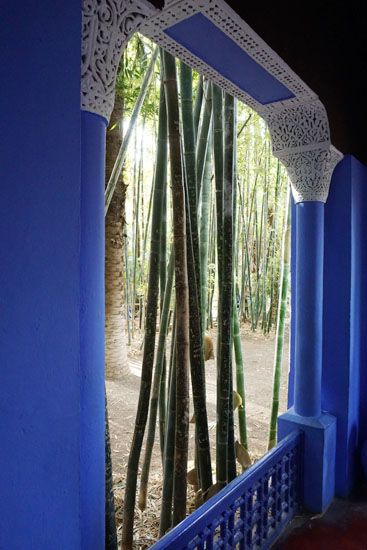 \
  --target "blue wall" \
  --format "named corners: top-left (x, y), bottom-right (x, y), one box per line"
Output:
top-left (322, 156), bottom-right (367, 496)
top-left (288, 156), bottom-right (367, 496)
top-left (0, 2), bottom-right (104, 548)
